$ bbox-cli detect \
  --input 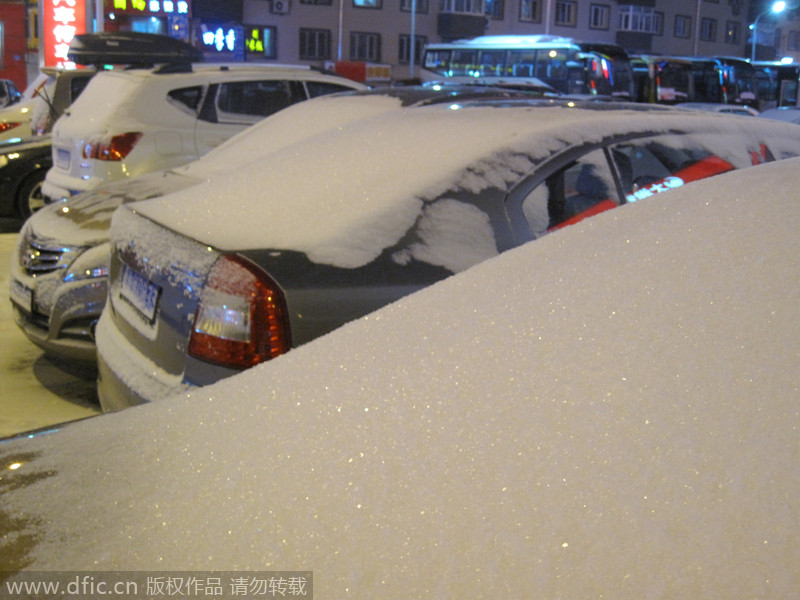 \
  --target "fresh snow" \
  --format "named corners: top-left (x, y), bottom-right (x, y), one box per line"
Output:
top-left (1, 157), bottom-right (798, 598)
top-left (130, 103), bottom-right (800, 270)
